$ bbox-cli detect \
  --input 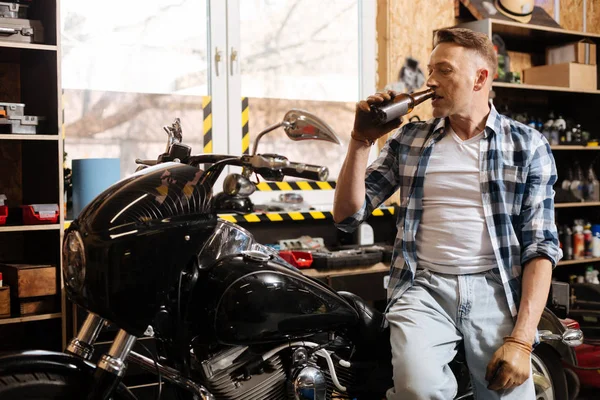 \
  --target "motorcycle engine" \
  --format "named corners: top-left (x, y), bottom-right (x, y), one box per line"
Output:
top-left (195, 346), bottom-right (287, 400)
top-left (194, 345), bottom-right (357, 400)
